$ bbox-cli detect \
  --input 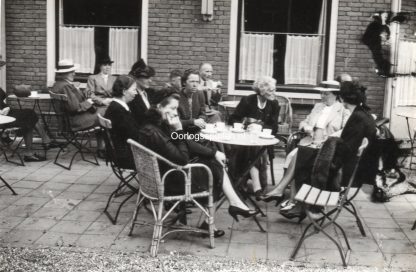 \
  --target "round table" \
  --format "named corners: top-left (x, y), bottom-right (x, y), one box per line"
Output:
top-left (0, 115), bottom-right (16, 125)
top-left (201, 127), bottom-right (279, 232)
top-left (395, 106), bottom-right (416, 169)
